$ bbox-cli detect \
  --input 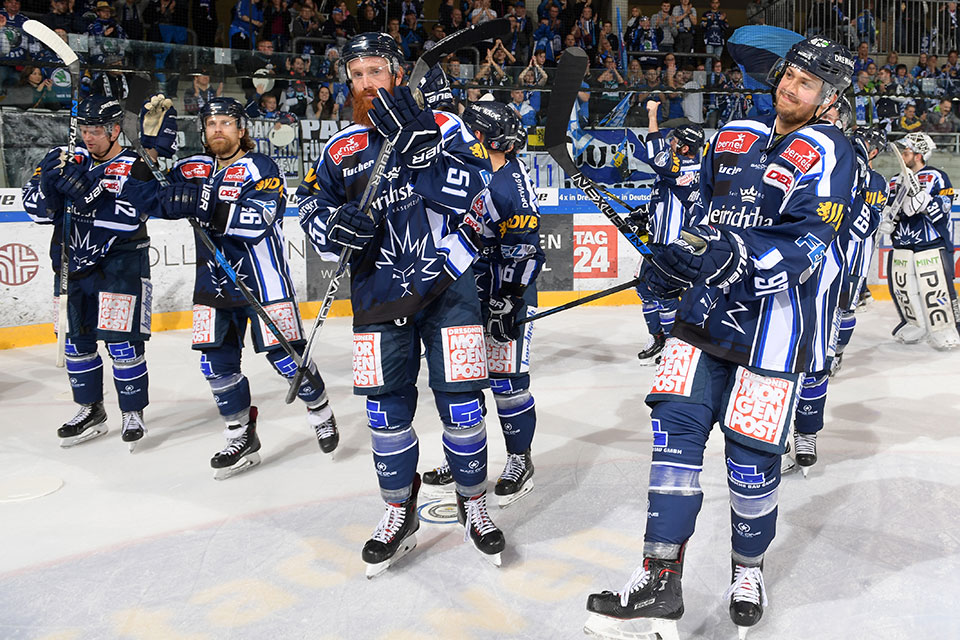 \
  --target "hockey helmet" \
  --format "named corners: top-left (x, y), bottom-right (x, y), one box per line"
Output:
top-left (342, 32), bottom-right (404, 82)
top-left (669, 124), bottom-right (705, 155)
top-left (827, 96), bottom-right (853, 132)
top-left (461, 101), bottom-right (519, 153)
top-left (200, 97), bottom-right (247, 129)
top-left (898, 132), bottom-right (936, 161)
top-left (77, 96), bottom-right (123, 127)
top-left (853, 125), bottom-right (887, 157)
top-left (506, 108), bottom-right (526, 154)
top-left (767, 36), bottom-right (854, 106)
